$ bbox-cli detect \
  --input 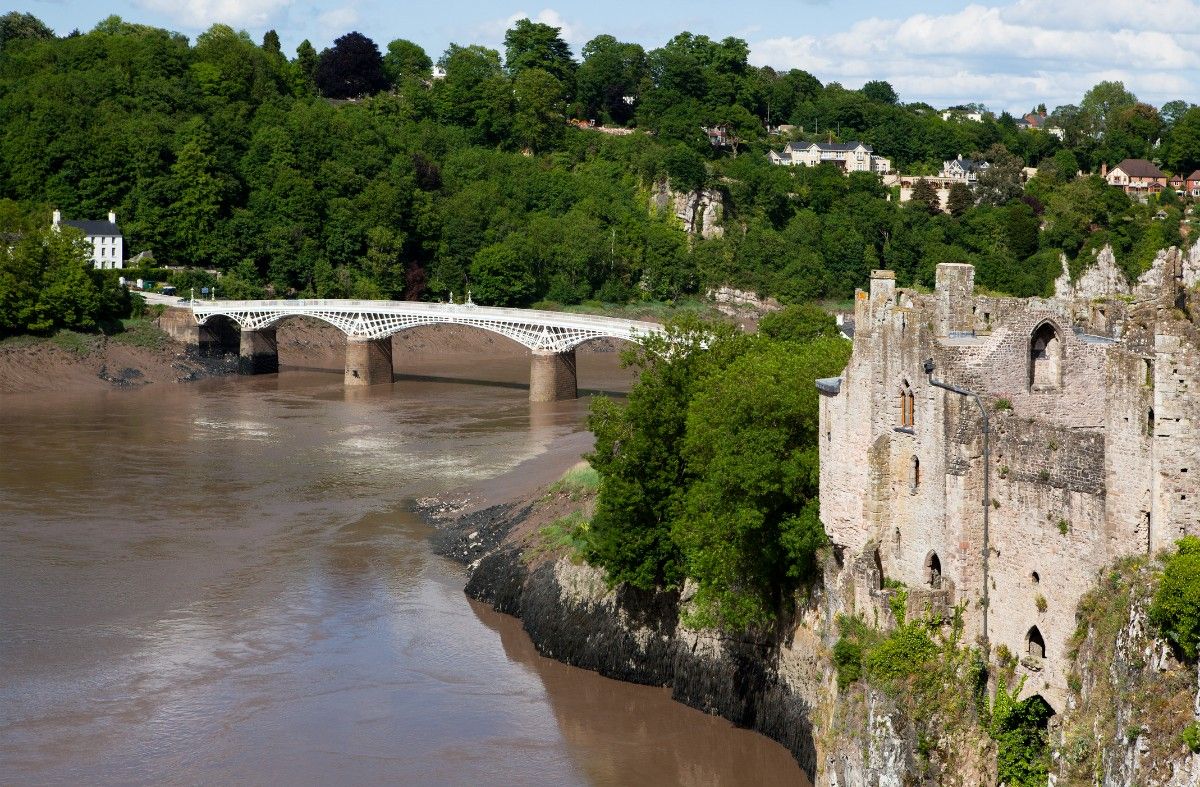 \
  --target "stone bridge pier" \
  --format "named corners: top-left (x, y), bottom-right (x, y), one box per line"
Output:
top-left (239, 328), bottom-right (278, 375)
top-left (344, 337), bottom-right (394, 386)
top-left (529, 348), bottom-right (577, 402)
